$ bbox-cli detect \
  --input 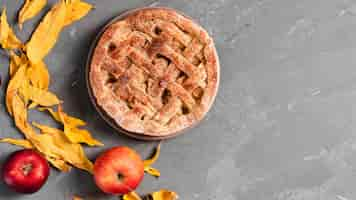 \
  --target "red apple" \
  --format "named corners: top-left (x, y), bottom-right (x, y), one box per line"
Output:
top-left (2, 149), bottom-right (50, 194)
top-left (93, 146), bottom-right (144, 195)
